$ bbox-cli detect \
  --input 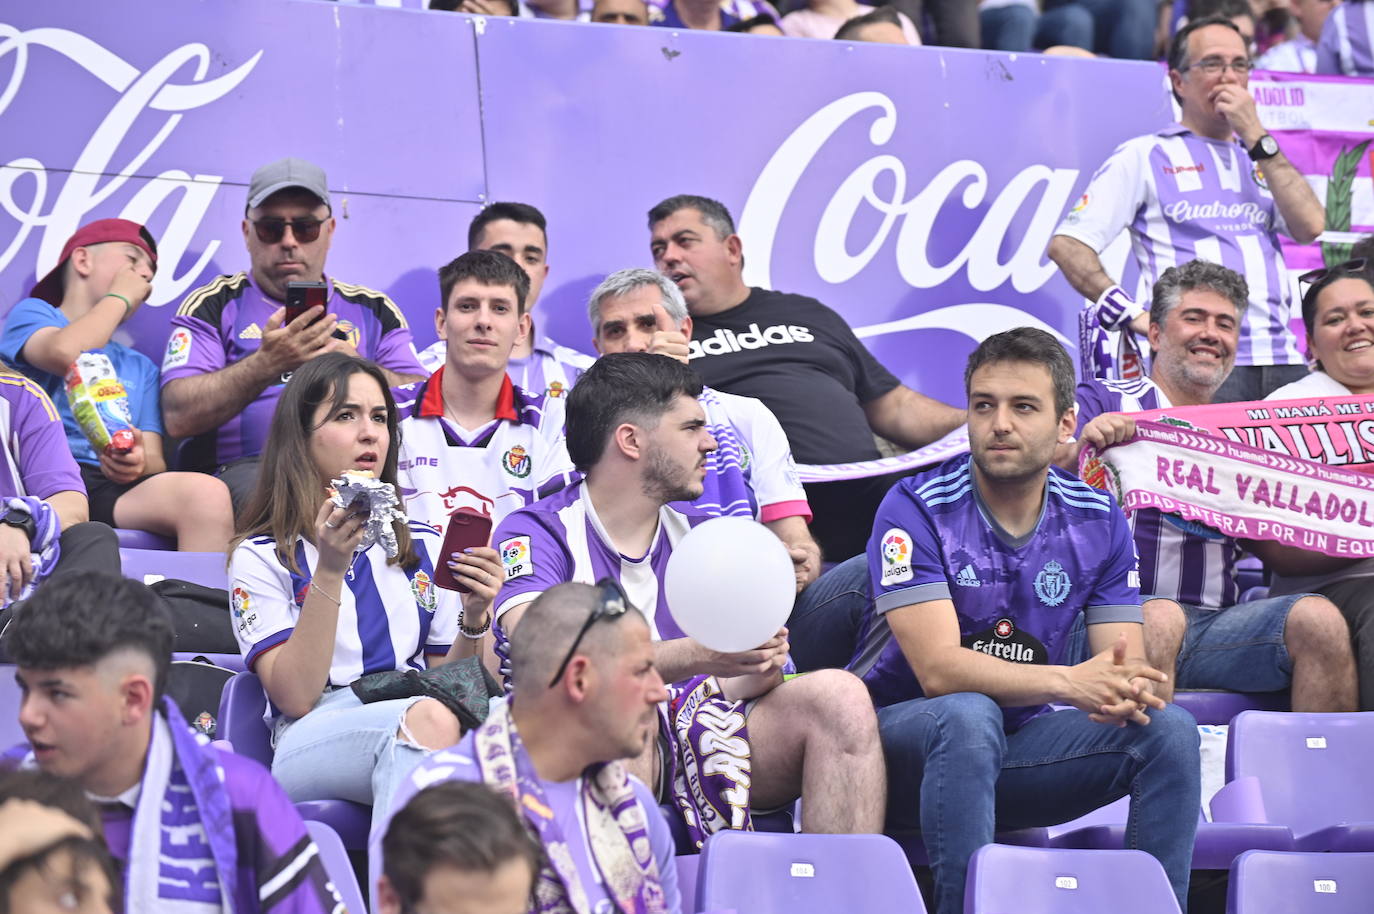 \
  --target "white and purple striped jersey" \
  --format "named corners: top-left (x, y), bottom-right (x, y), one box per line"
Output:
top-left (849, 455), bottom-right (1143, 732)
top-left (1056, 125), bottom-right (1302, 368)
top-left (1317, 0), bottom-right (1374, 76)
top-left (230, 521), bottom-right (460, 717)
top-left (1074, 376), bottom-right (1243, 608)
top-left (395, 369), bottom-right (575, 534)
top-left (491, 480), bottom-right (712, 645)
top-left (691, 387), bottom-right (810, 523)
top-left (1257, 34), bottom-right (1318, 73)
